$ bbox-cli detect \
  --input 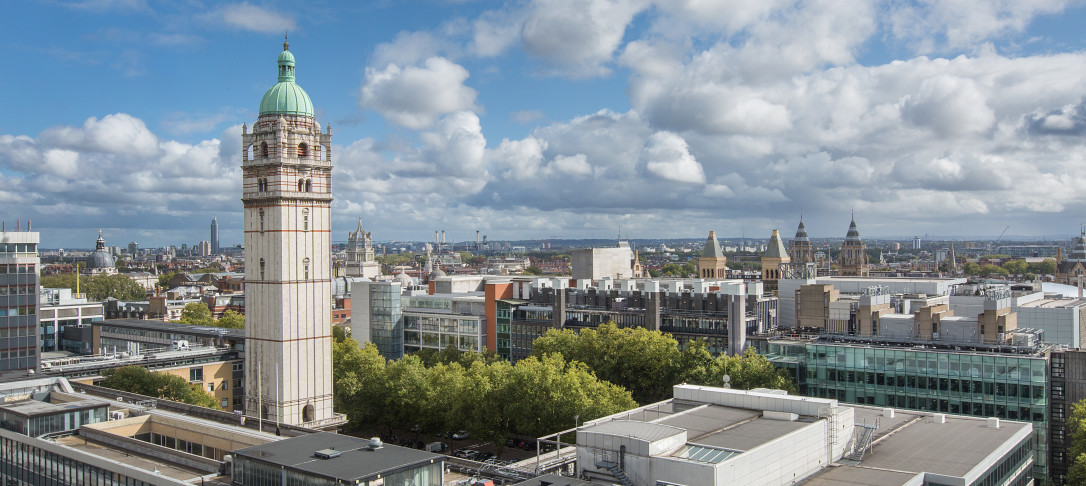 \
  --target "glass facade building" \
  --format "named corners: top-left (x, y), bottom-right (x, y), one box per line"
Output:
top-left (0, 400), bottom-right (108, 437)
top-left (403, 295), bottom-right (484, 354)
top-left (1, 428), bottom-right (184, 485)
top-left (768, 340), bottom-right (1050, 479)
